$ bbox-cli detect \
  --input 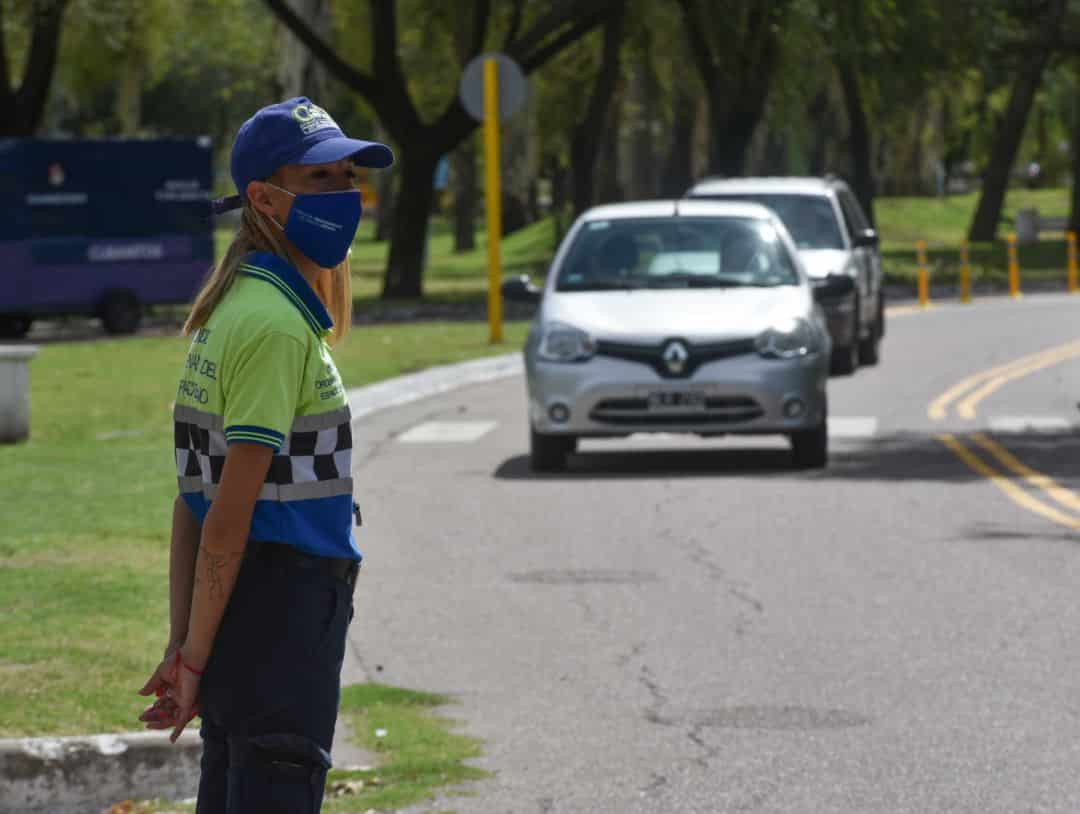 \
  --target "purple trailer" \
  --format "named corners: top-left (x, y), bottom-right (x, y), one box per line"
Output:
top-left (0, 138), bottom-right (215, 337)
